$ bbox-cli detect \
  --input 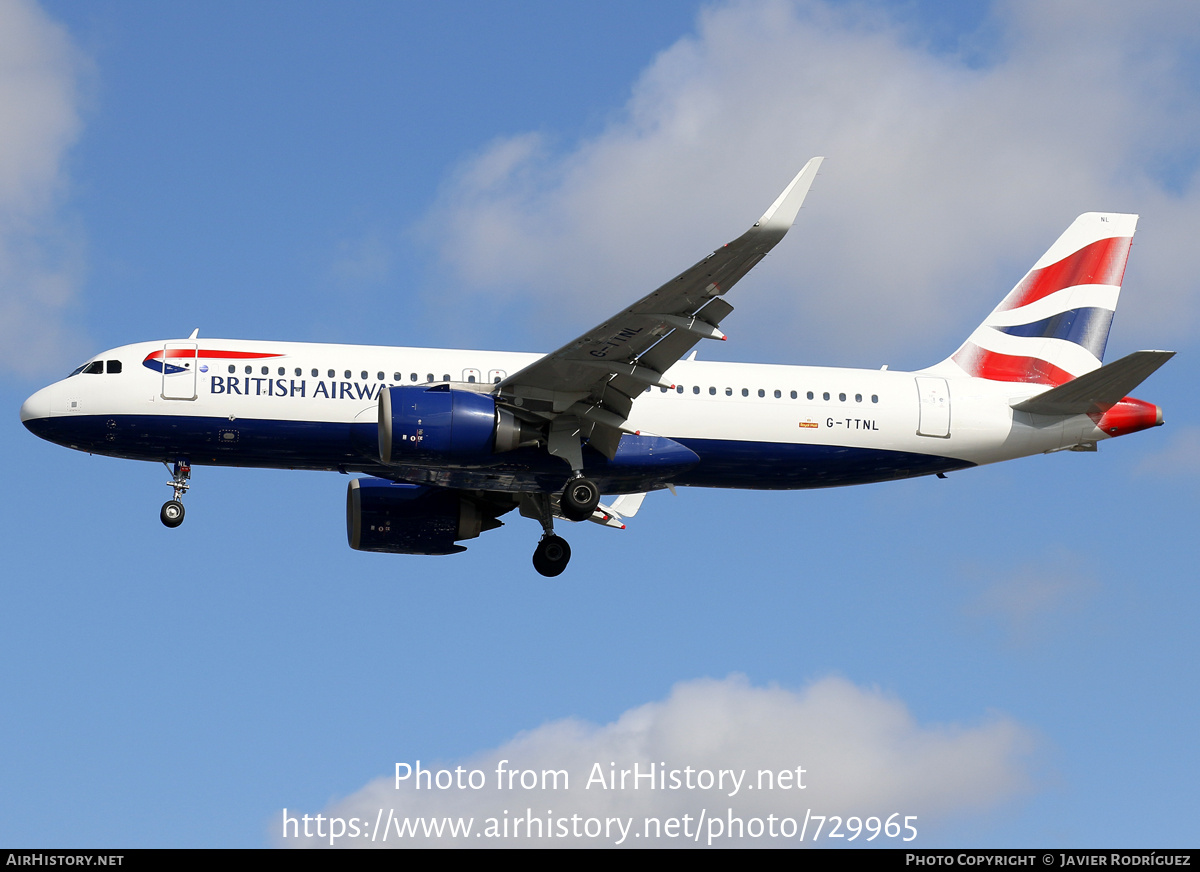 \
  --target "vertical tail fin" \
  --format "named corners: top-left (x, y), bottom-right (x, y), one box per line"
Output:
top-left (942, 213), bottom-right (1137, 385)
